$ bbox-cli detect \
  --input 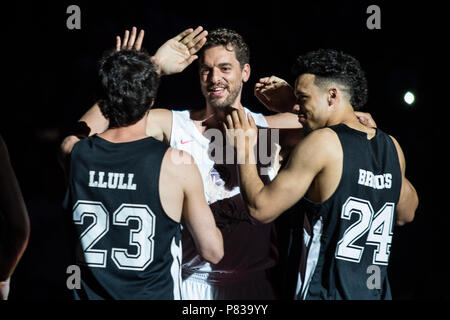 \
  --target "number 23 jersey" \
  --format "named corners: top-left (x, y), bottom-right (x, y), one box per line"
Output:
top-left (63, 135), bottom-right (181, 300)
